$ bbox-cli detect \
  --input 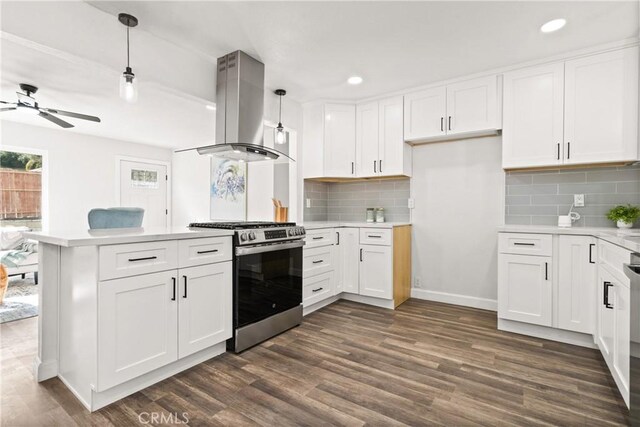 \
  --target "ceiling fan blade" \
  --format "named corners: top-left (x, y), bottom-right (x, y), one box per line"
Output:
top-left (41, 108), bottom-right (101, 123)
top-left (0, 107), bottom-right (17, 112)
top-left (38, 111), bottom-right (74, 128)
top-left (0, 100), bottom-right (16, 105)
